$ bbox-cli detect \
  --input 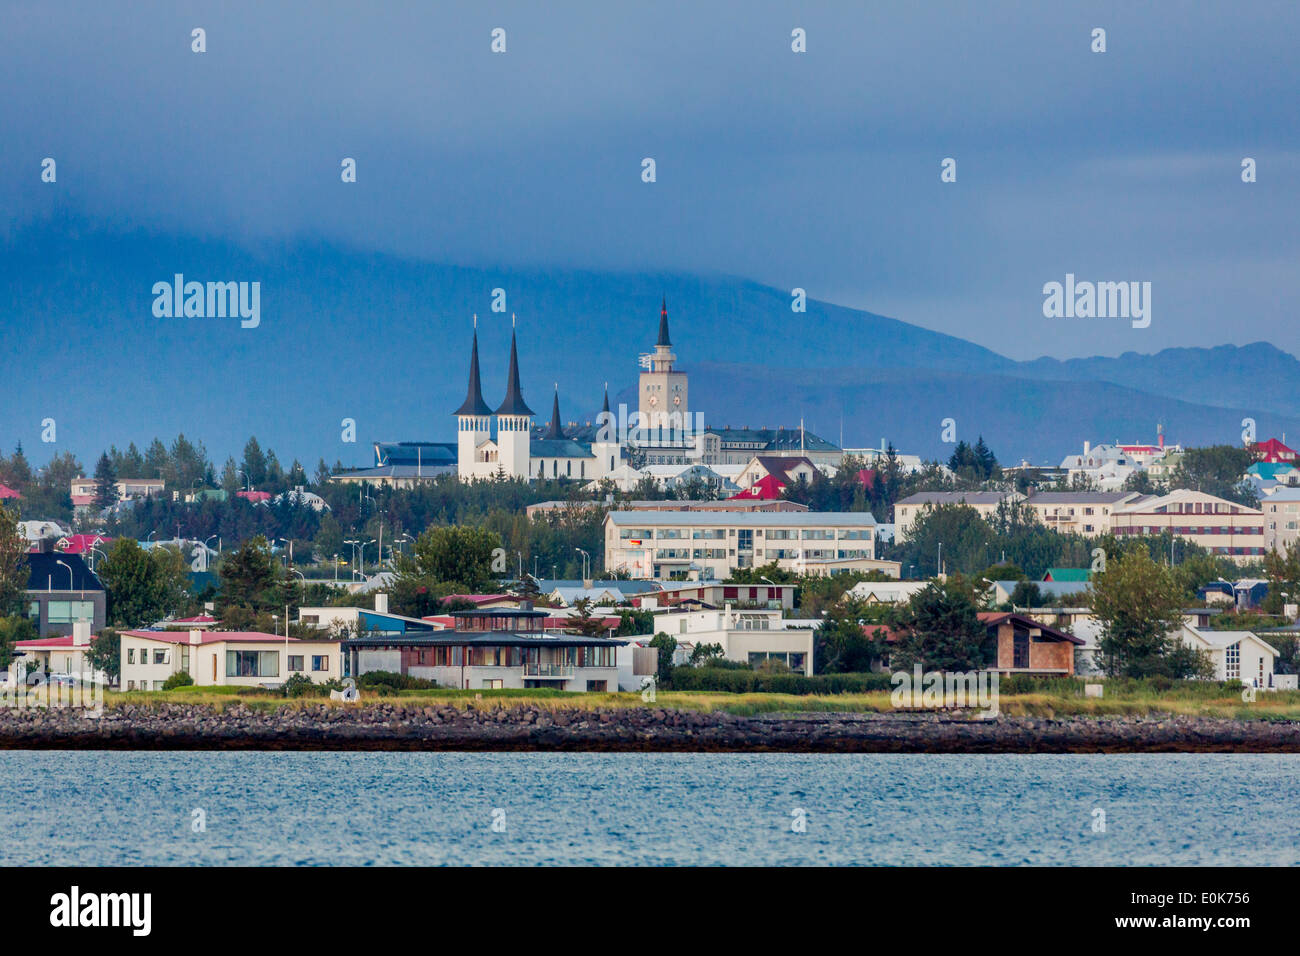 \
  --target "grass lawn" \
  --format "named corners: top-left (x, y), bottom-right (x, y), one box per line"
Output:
top-left (102, 683), bottom-right (1300, 720)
